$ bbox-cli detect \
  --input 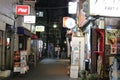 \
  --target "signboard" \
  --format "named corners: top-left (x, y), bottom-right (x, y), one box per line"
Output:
top-left (71, 51), bottom-right (79, 65)
top-left (70, 65), bottom-right (79, 78)
top-left (36, 26), bottom-right (45, 32)
top-left (89, 0), bottom-right (120, 17)
top-left (36, 11), bottom-right (44, 17)
top-left (20, 50), bottom-right (29, 74)
top-left (24, 15), bottom-right (36, 23)
top-left (16, 5), bottom-right (30, 15)
top-left (68, 2), bottom-right (77, 14)
top-left (63, 17), bottom-right (76, 29)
